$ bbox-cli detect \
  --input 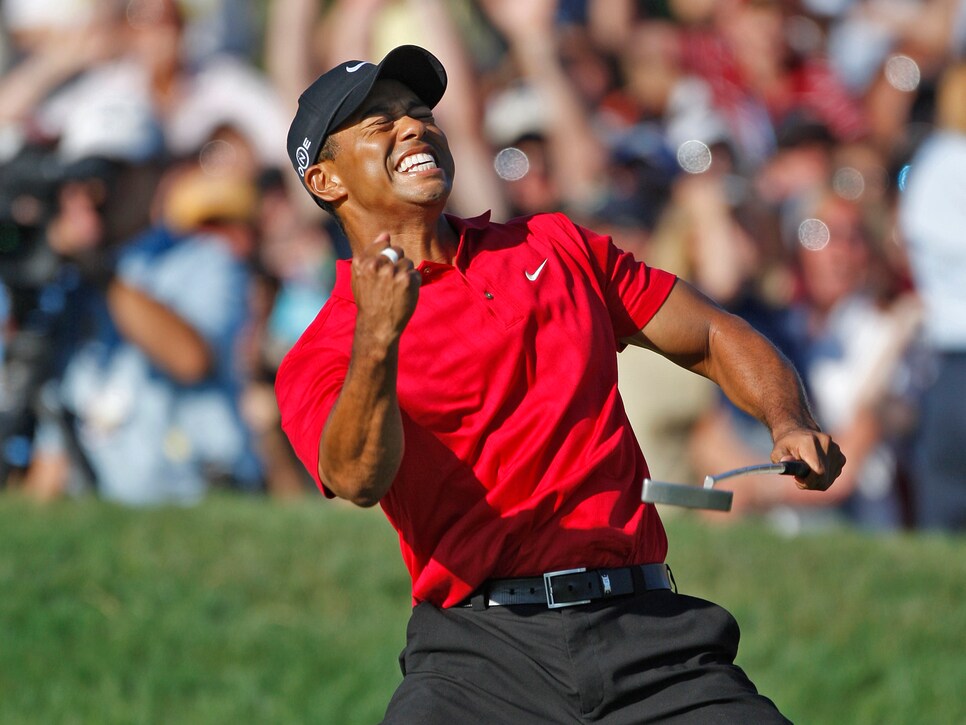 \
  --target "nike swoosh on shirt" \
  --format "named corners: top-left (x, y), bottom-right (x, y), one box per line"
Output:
top-left (525, 259), bottom-right (549, 282)
top-left (345, 62), bottom-right (368, 73)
